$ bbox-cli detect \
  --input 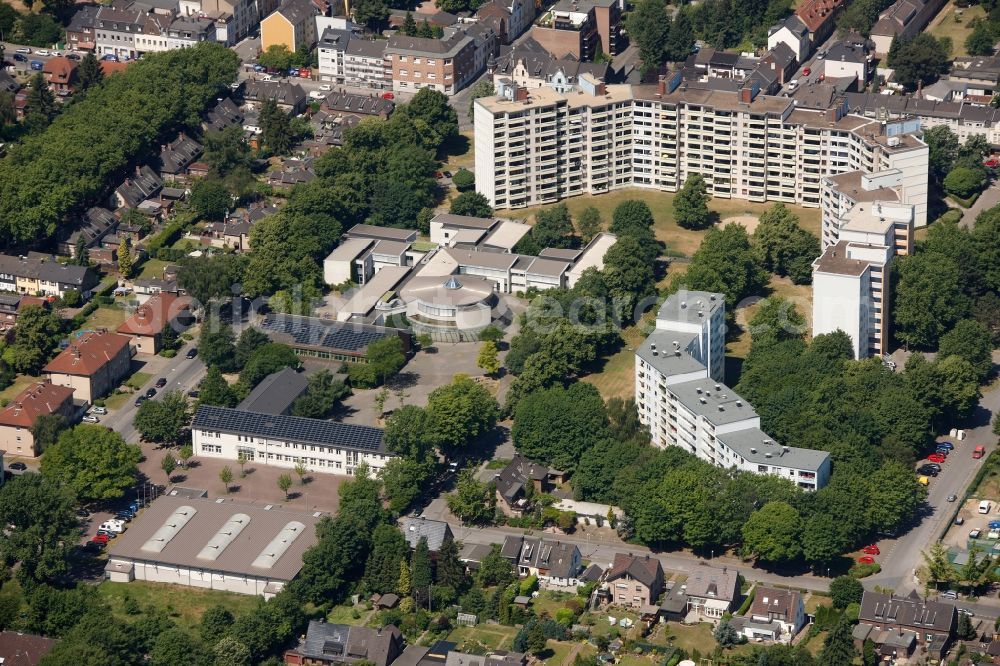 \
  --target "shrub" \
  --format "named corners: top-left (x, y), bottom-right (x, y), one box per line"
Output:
top-left (848, 562), bottom-right (881, 579)
top-left (160, 349), bottom-right (177, 358)
top-left (519, 575), bottom-right (538, 596)
top-left (348, 363), bottom-right (379, 389)
top-left (452, 169), bottom-right (475, 191)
